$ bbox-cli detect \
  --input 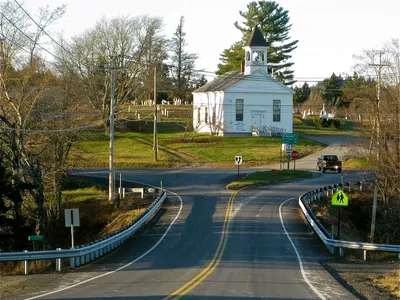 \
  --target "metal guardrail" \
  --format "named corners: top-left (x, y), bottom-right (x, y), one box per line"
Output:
top-left (299, 181), bottom-right (400, 259)
top-left (0, 189), bottom-right (167, 274)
